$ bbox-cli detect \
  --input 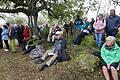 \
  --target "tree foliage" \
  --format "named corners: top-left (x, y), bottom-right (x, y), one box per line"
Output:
top-left (6, 15), bottom-right (27, 24)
